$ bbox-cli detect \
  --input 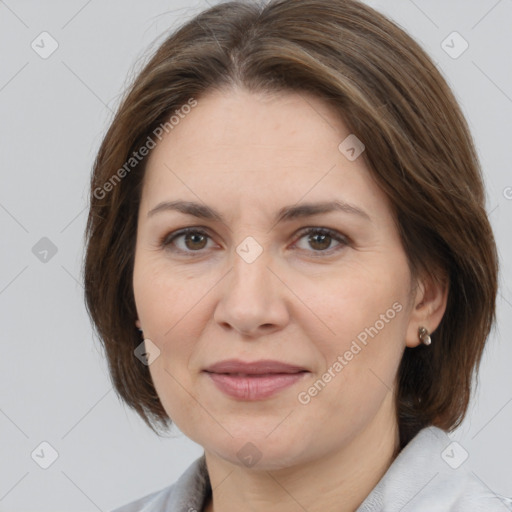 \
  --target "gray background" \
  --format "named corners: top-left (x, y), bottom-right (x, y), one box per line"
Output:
top-left (0, 0), bottom-right (511, 510)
